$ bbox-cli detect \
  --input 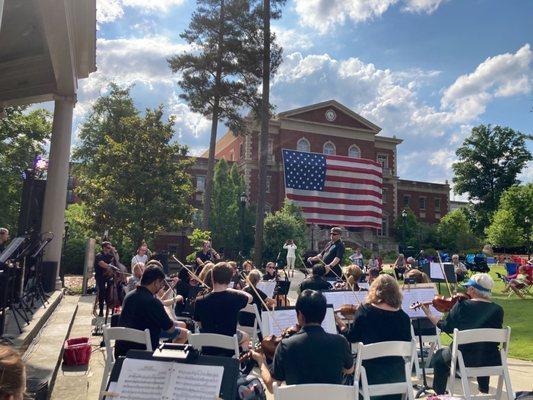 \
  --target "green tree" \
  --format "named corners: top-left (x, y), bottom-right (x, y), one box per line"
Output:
top-left (394, 209), bottom-right (420, 249)
top-left (61, 203), bottom-right (93, 275)
top-left (262, 199), bottom-right (306, 265)
top-left (452, 124), bottom-right (532, 234)
top-left (73, 84), bottom-right (193, 249)
top-left (168, 0), bottom-right (261, 230)
top-left (0, 107), bottom-right (51, 231)
top-left (437, 209), bottom-right (479, 253)
top-left (485, 184), bottom-right (533, 248)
